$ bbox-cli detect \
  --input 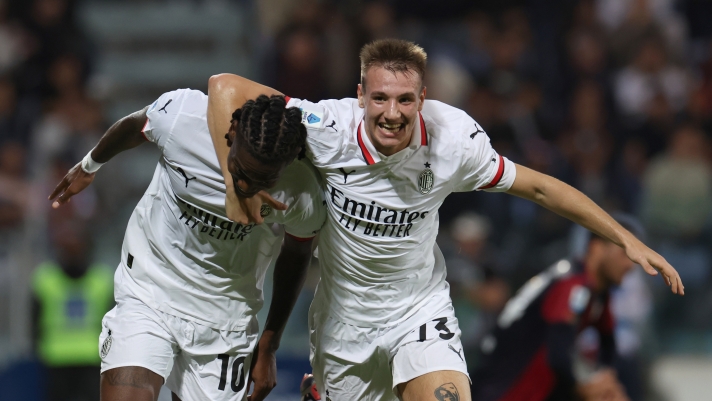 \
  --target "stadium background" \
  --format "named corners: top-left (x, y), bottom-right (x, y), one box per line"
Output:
top-left (0, 0), bottom-right (711, 399)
